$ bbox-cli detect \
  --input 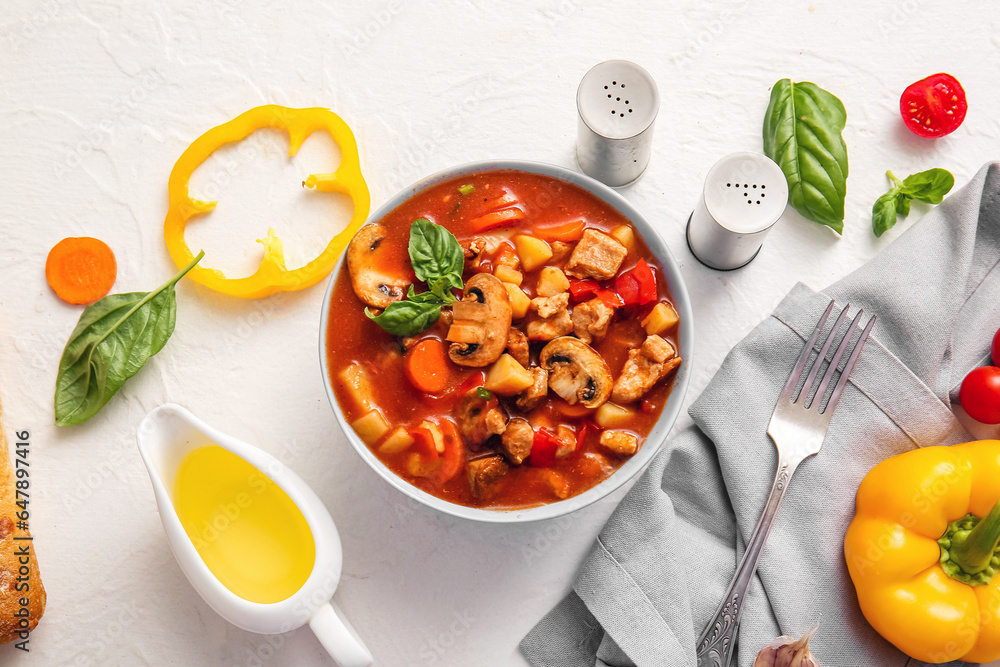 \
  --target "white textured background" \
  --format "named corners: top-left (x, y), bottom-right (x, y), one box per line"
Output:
top-left (2, 0), bottom-right (999, 665)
